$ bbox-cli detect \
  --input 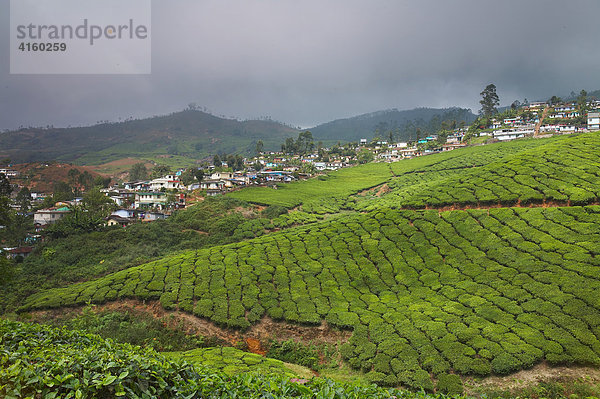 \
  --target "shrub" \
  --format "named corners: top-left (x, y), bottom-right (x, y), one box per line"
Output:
top-left (436, 373), bottom-right (463, 395)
